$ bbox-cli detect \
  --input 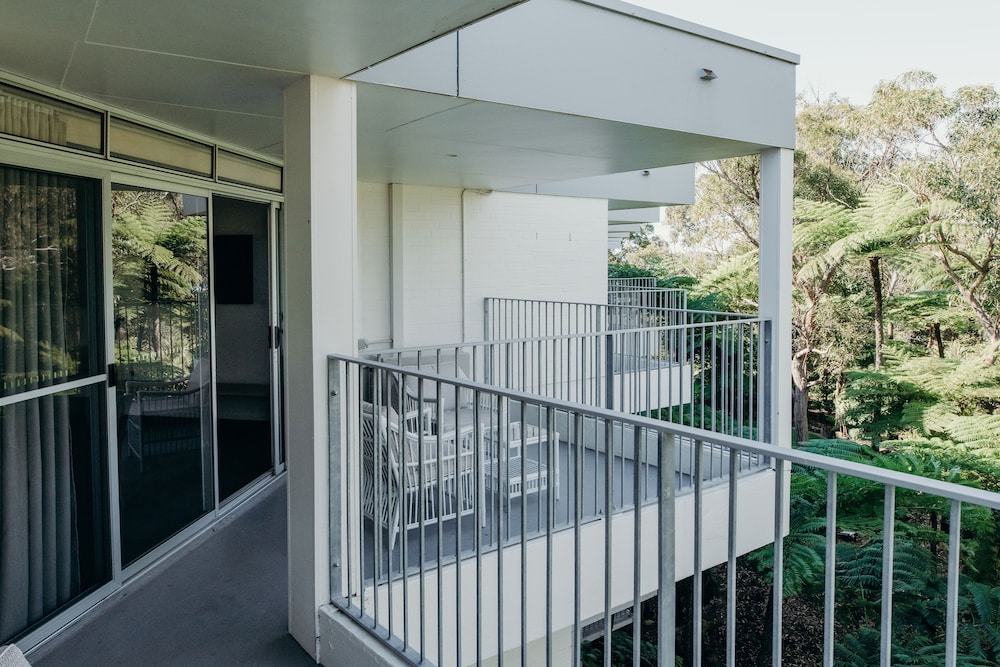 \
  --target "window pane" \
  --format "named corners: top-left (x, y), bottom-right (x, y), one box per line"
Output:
top-left (112, 186), bottom-right (214, 565)
top-left (0, 352), bottom-right (110, 643)
top-left (0, 167), bottom-right (102, 398)
top-left (0, 84), bottom-right (103, 153)
top-left (109, 119), bottom-right (213, 177)
top-left (217, 150), bottom-right (282, 192)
